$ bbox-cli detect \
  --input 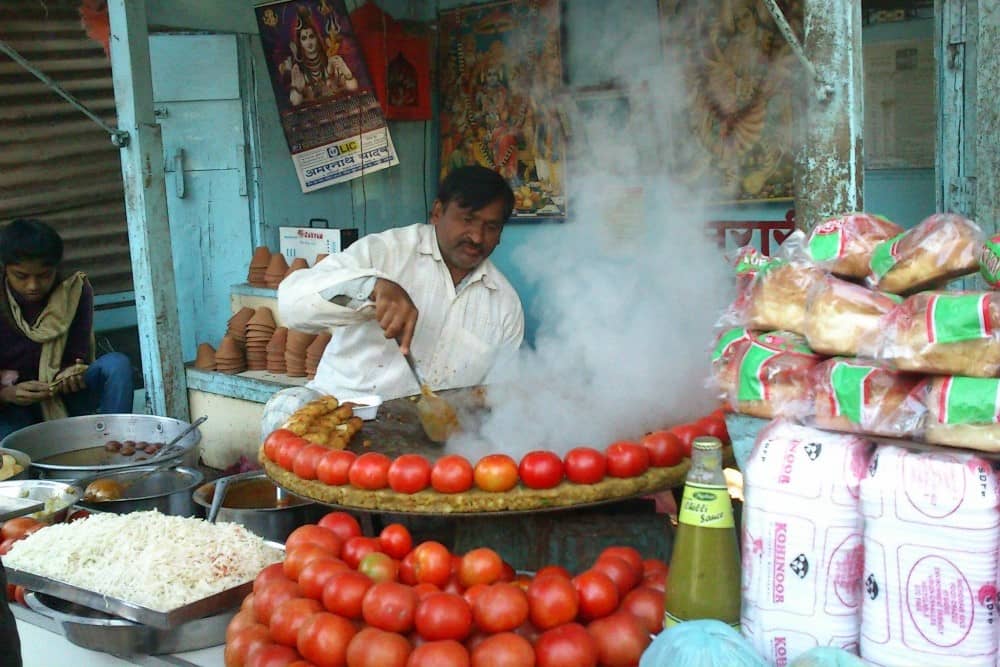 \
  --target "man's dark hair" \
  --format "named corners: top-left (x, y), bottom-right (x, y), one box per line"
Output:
top-left (437, 166), bottom-right (515, 222)
top-left (0, 218), bottom-right (64, 267)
